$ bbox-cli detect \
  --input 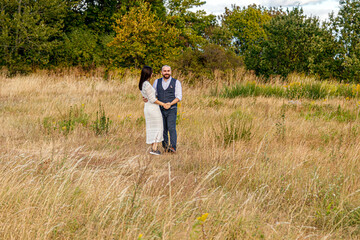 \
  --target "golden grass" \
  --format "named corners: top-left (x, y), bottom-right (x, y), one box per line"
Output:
top-left (0, 70), bottom-right (359, 239)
